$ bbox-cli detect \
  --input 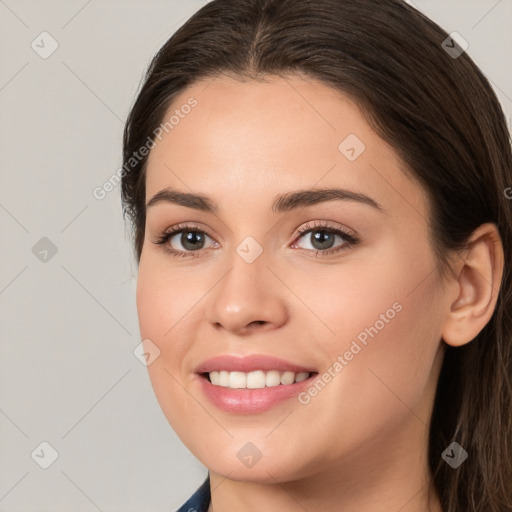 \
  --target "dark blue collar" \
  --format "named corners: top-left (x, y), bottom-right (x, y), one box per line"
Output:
top-left (176, 474), bottom-right (211, 512)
